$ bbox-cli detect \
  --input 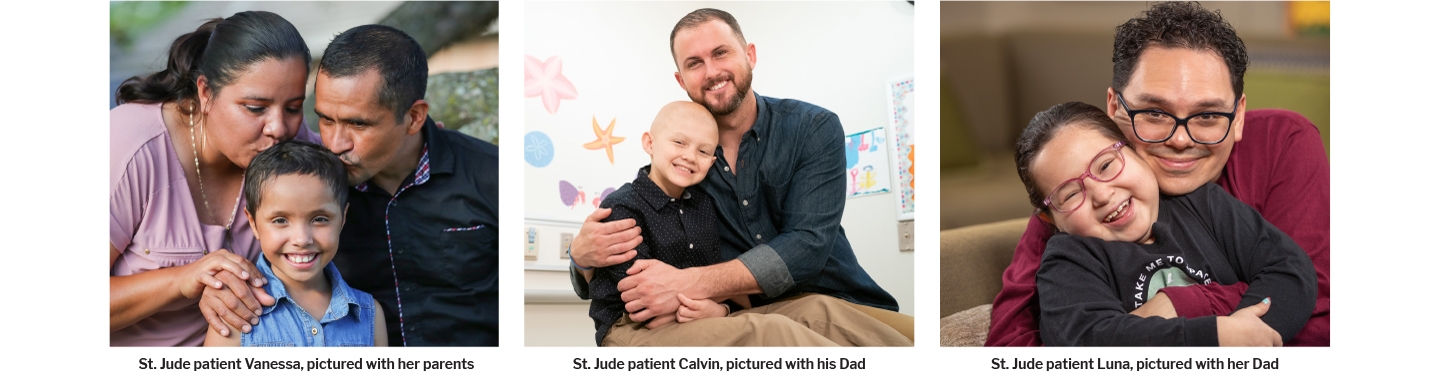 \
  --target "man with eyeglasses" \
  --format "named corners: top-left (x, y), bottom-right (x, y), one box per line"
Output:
top-left (987, 1), bottom-right (1330, 346)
